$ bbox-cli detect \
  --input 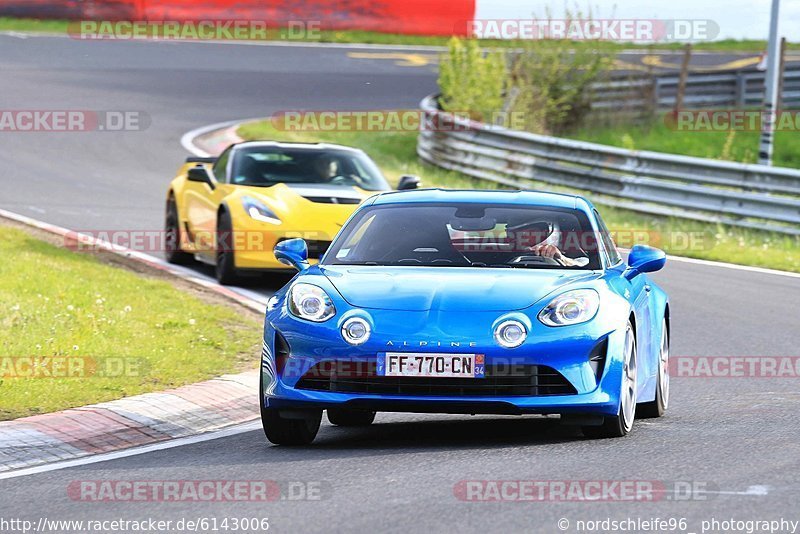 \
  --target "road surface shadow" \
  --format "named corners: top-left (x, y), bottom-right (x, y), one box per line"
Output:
top-left (310, 415), bottom-right (583, 449)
